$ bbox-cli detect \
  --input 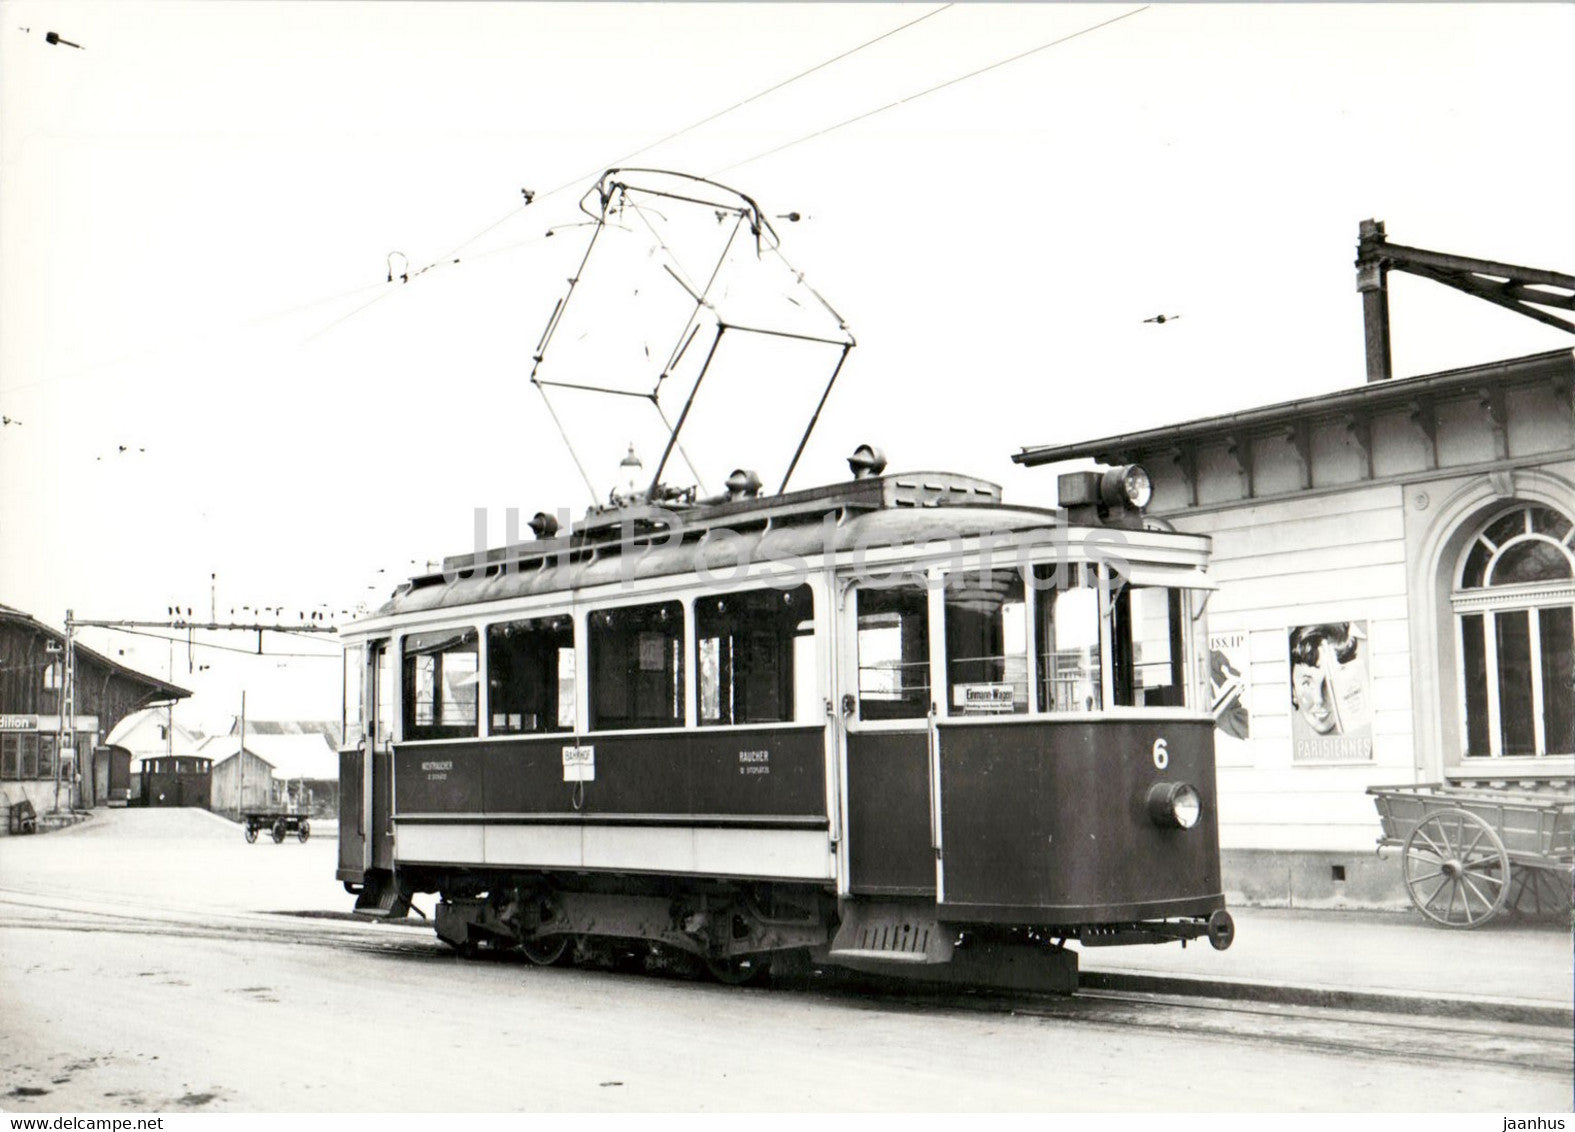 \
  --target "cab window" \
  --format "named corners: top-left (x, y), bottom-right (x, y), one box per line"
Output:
top-left (1033, 563), bottom-right (1101, 713)
top-left (373, 643), bottom-right (394, 747)
top-left (855, 583), bottom-right (931, 721)
top-left (944, 569), bottom-right (1028, 715)
top-left (342, 645), bottom-right (365, 747)
top-left (1112, 584), bottom-right (1187, 708)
